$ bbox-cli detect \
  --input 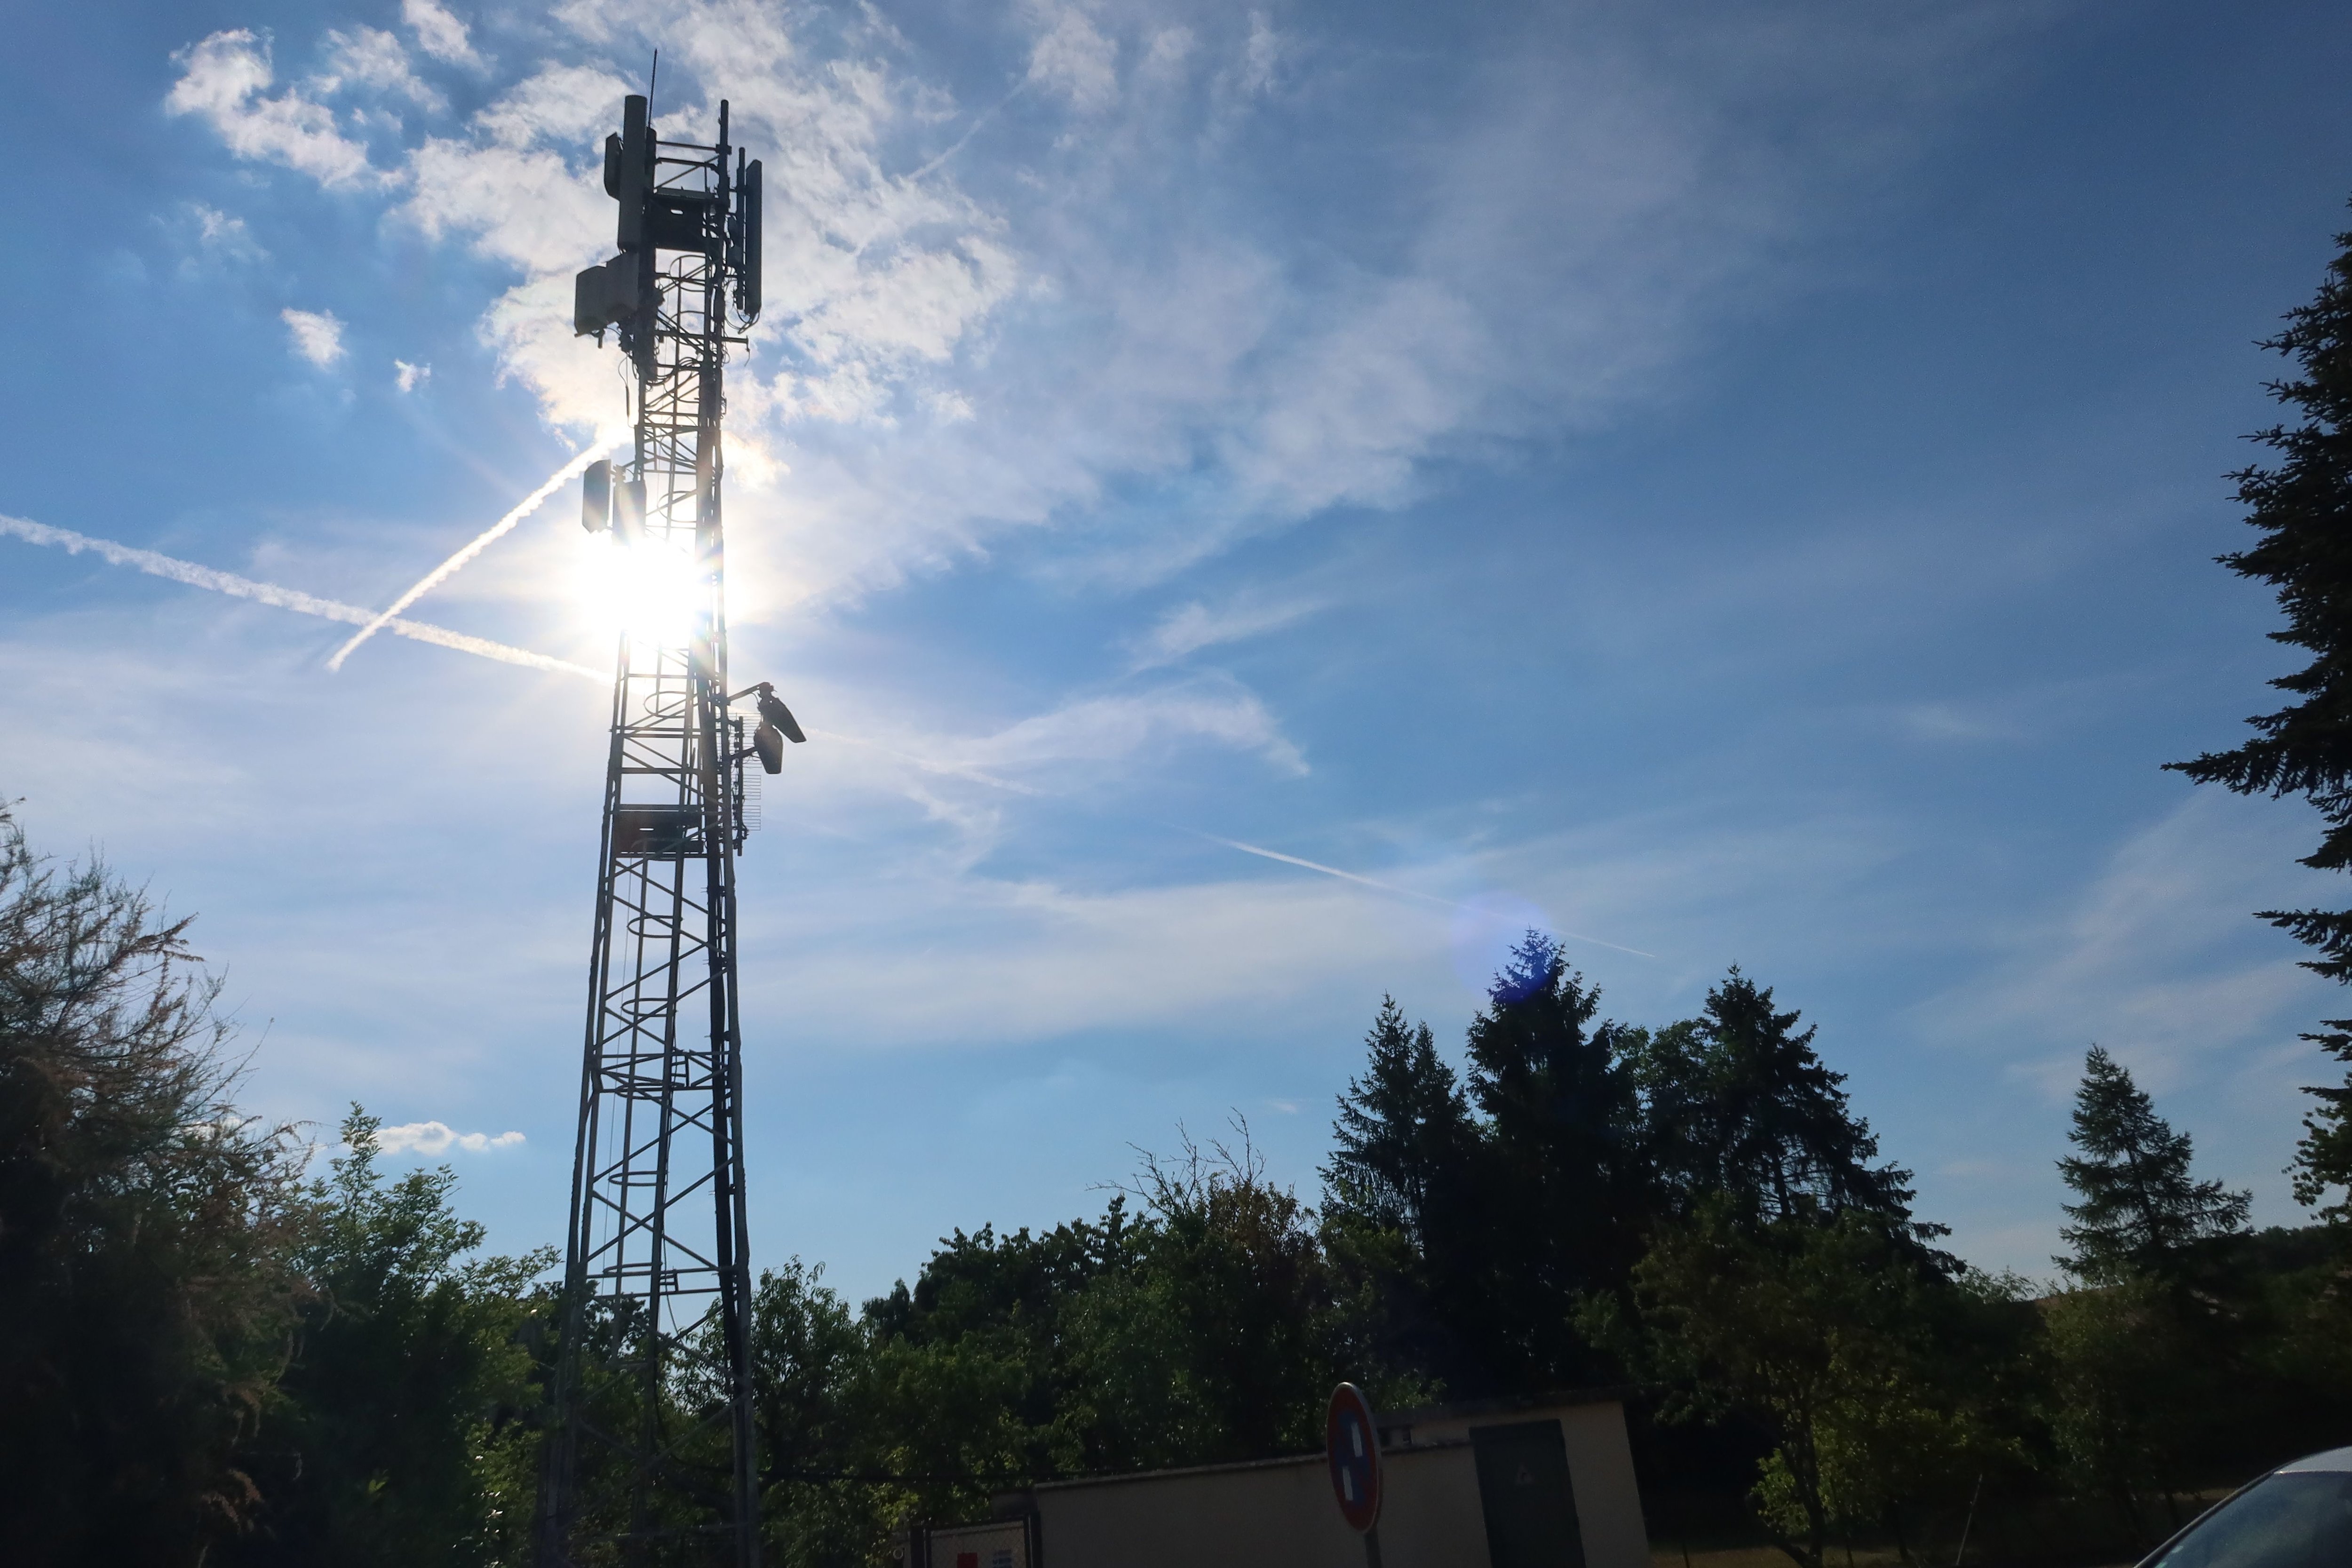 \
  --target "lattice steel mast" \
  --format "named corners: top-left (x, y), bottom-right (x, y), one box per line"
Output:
top-left (538, 91), bottom-right (799, 1568)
